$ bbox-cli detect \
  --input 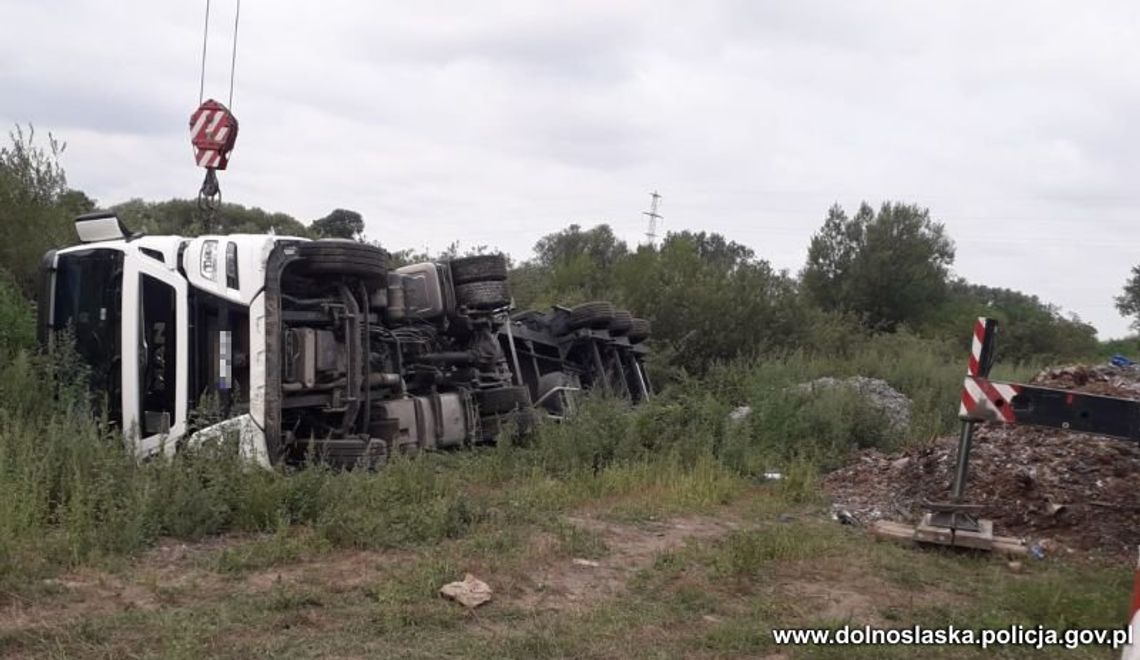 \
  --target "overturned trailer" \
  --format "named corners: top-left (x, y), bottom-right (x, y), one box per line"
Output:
top-left (502, 303), bottom-right (652, 418)
top-left (38, 213), bottom-right (651, 469)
